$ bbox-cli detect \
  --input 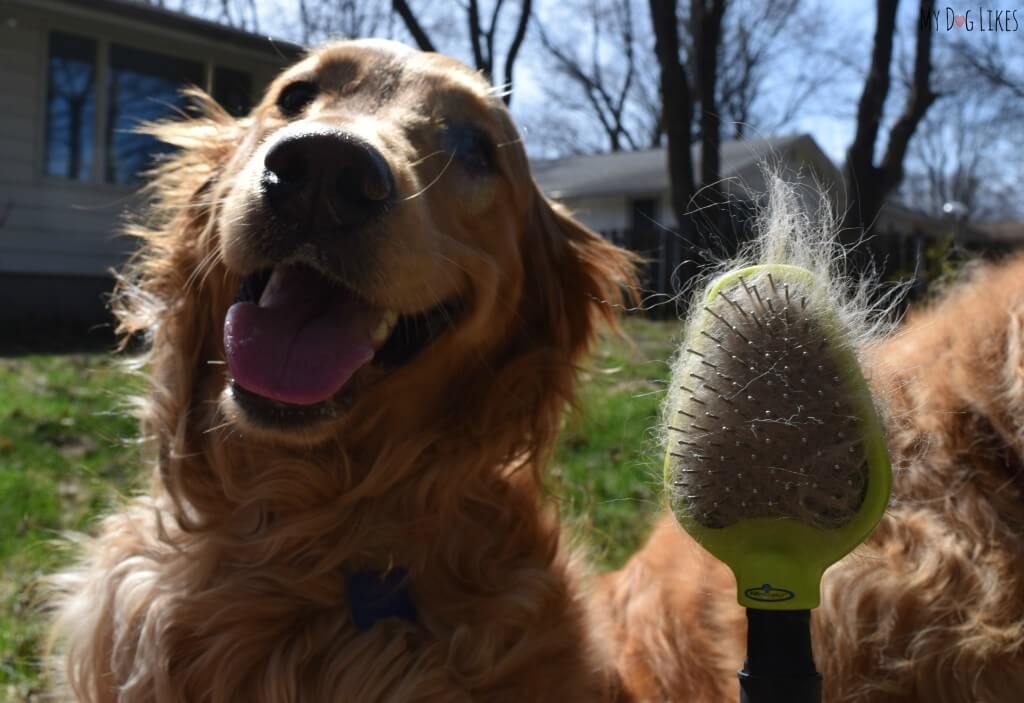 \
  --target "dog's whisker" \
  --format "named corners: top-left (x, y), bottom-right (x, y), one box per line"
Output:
top-left (400, 150), bottom-right (457, 202)
top-left (195, 247), bottom-right (226, 294)
top-left (183, 246), bottom-right (223, 296)
top-left (408, 149), bottom-right (446, 168)
top-left (202, 419), bottom-right (235, 435)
